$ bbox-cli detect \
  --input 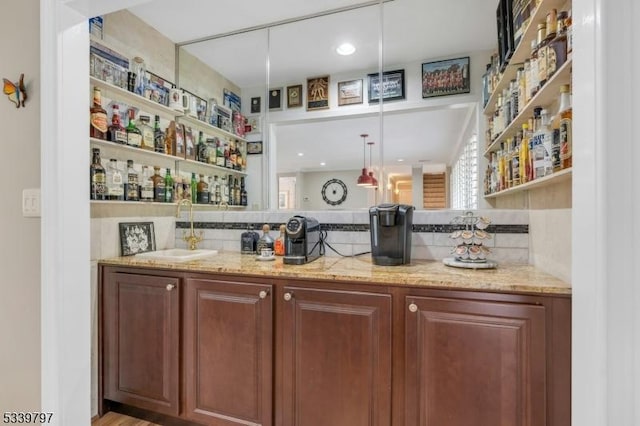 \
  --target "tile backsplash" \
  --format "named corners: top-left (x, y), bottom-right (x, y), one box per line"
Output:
top-left (174, 209), bottom-right (530, 264)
